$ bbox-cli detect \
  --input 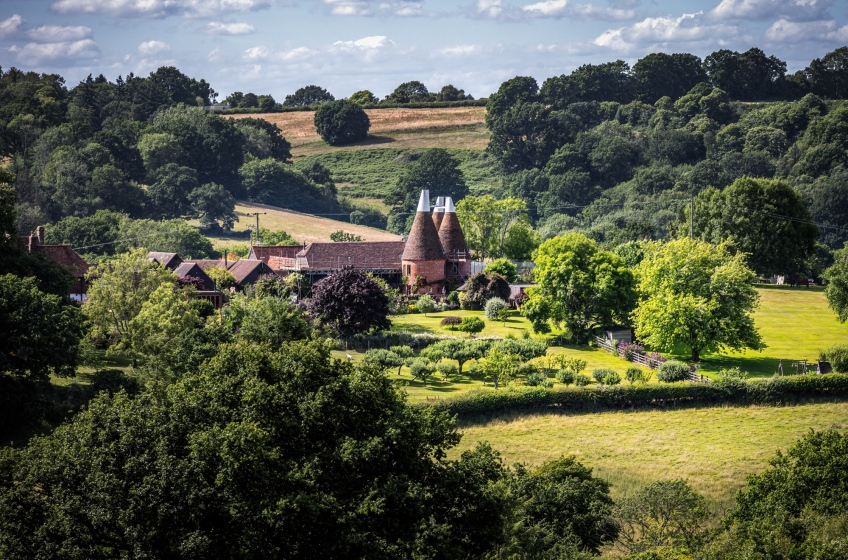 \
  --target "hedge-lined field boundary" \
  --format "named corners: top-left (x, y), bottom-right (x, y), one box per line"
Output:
top-left (215, 99), bottom-right (488, 115)
top-left (425, 374), bottom-right (848, 416)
